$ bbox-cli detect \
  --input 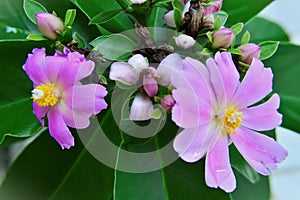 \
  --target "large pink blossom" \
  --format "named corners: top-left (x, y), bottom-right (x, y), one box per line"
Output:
top-left (23, 48), bottom-right (108, 149)
top-left (171, 52), bottom-right (288, 192)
